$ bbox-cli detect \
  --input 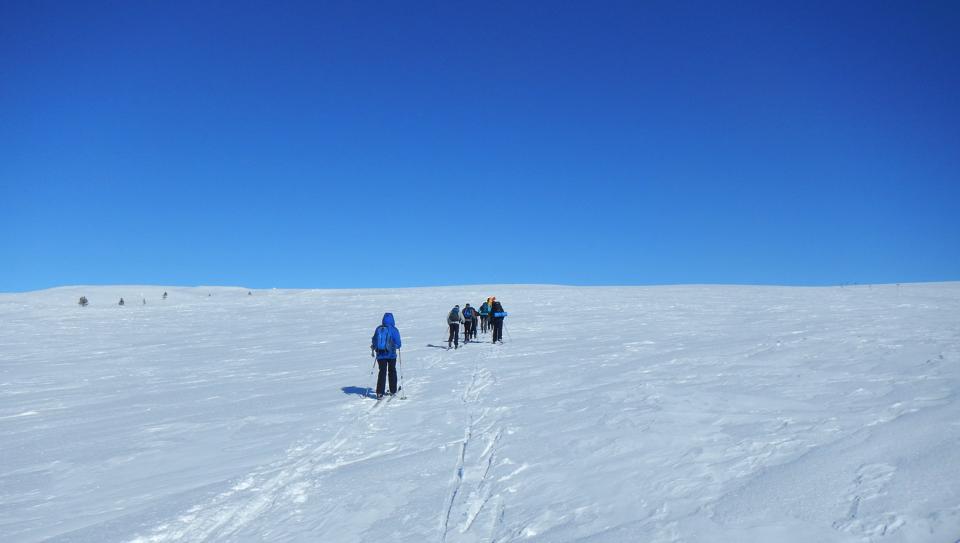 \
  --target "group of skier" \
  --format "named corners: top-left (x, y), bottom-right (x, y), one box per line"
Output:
top-left (446, 297), bottom-right (507, 349)
top-left (367, 297), bottom-right (508, 400)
